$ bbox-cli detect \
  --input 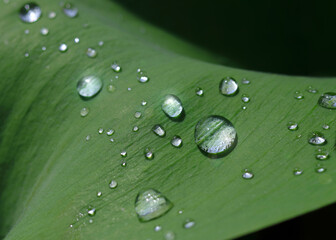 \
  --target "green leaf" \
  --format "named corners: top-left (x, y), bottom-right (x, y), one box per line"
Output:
top-left (0, 0), bottom-right (335, 239)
